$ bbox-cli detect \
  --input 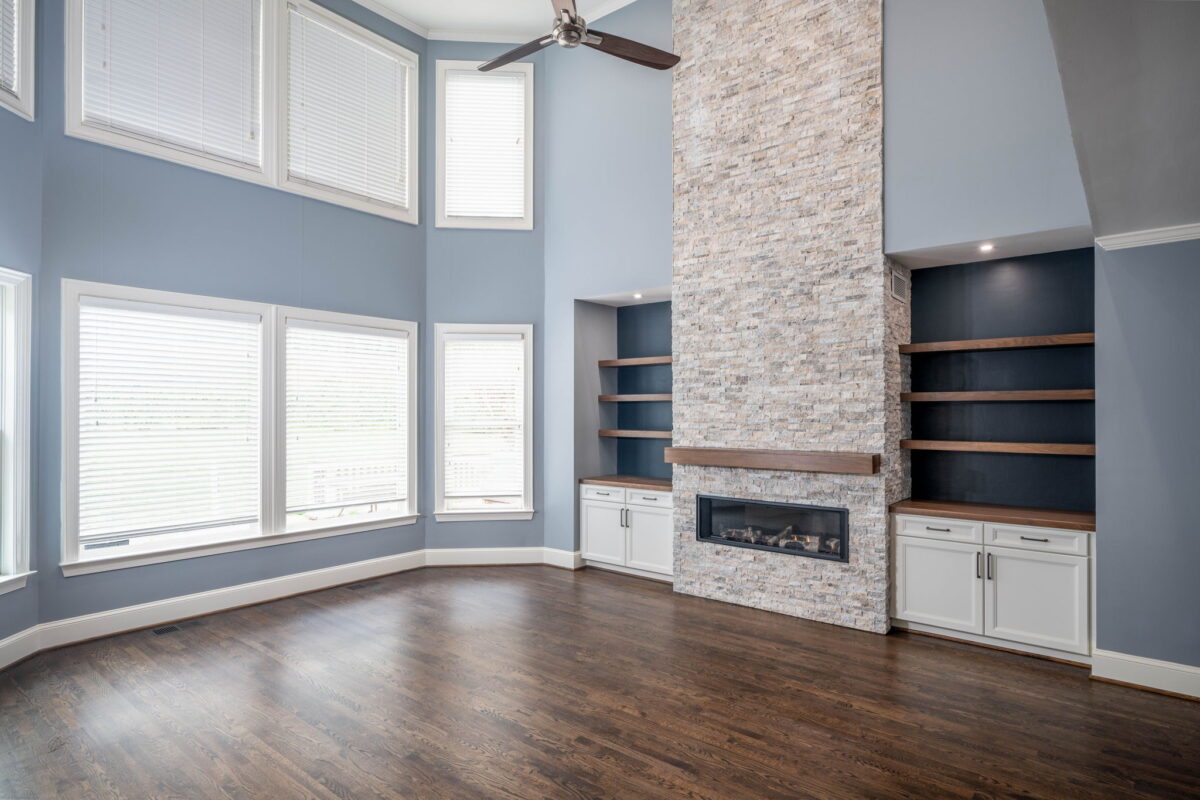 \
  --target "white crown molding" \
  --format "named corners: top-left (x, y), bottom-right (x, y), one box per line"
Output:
top-left (351, 0), bottom-right (430, 37)
top-left (1095, 222), bottom-right (1200, 251)
top-left (425, 0), bottom-right (641, 43)
top-left (0, 548), bottom-right (583, 672)
top-left (427, 29), bottom-right (537, 44)
top-left (1092, 649), bottom-right (1200, 699)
